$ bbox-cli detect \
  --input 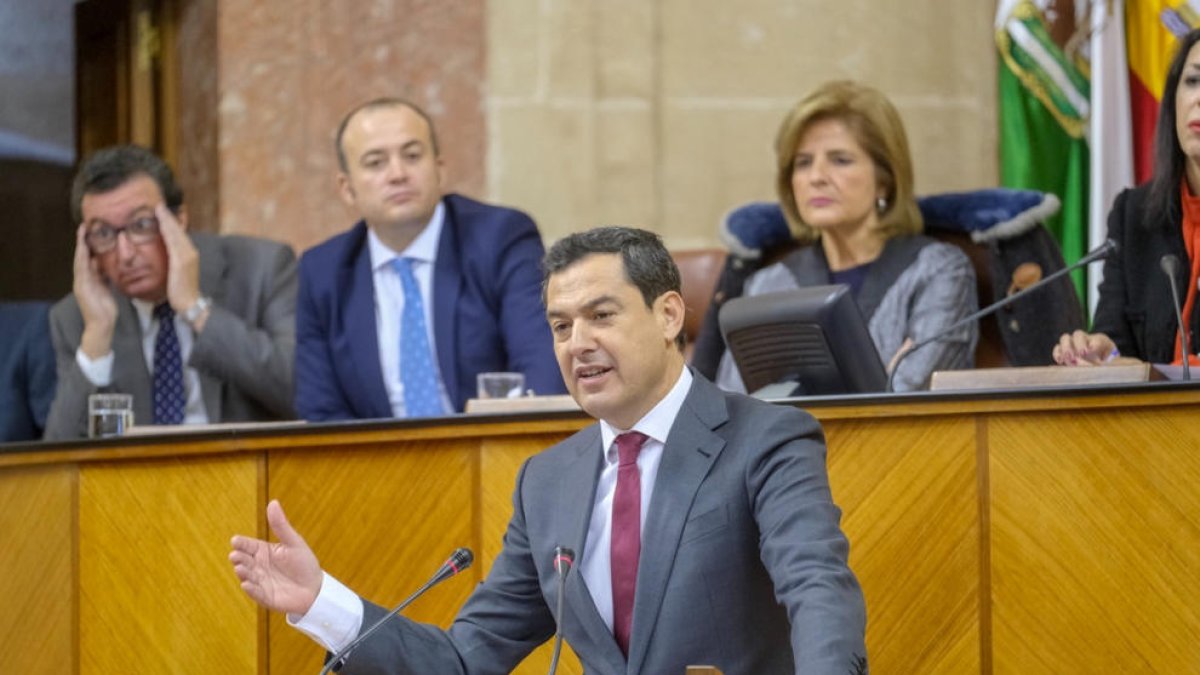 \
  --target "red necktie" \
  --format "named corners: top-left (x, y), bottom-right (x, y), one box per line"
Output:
top-left (611, 431), bottom-right (648, 657)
